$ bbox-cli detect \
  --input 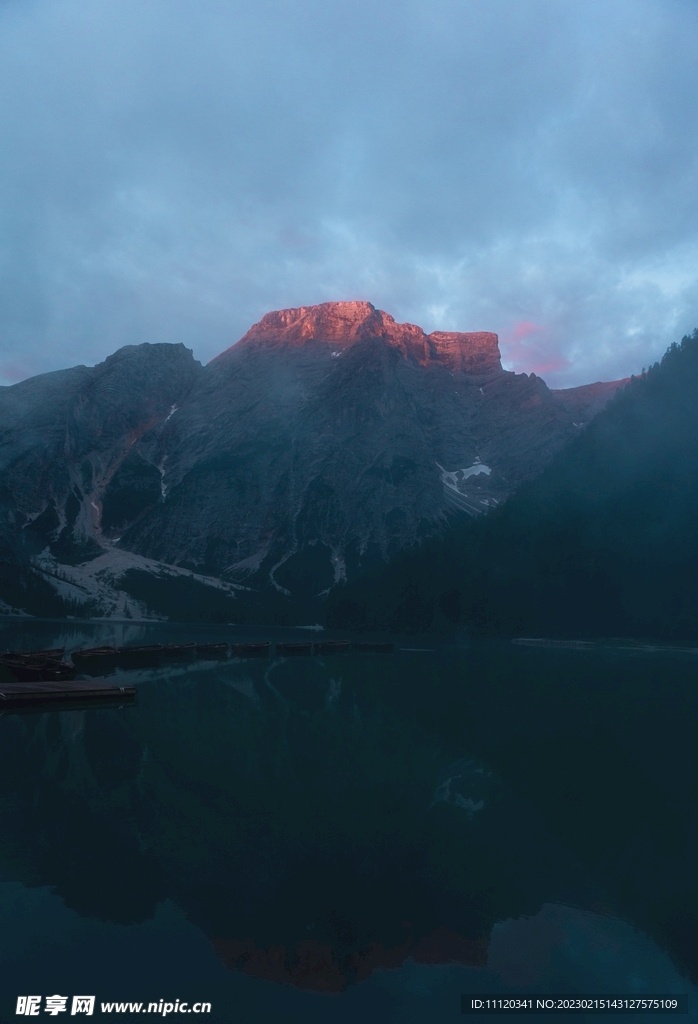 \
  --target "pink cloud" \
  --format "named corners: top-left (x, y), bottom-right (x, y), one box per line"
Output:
top-left (0, 360), bottom-right (41, 385)
top-left (499, 321), bottom-right (570, 377)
